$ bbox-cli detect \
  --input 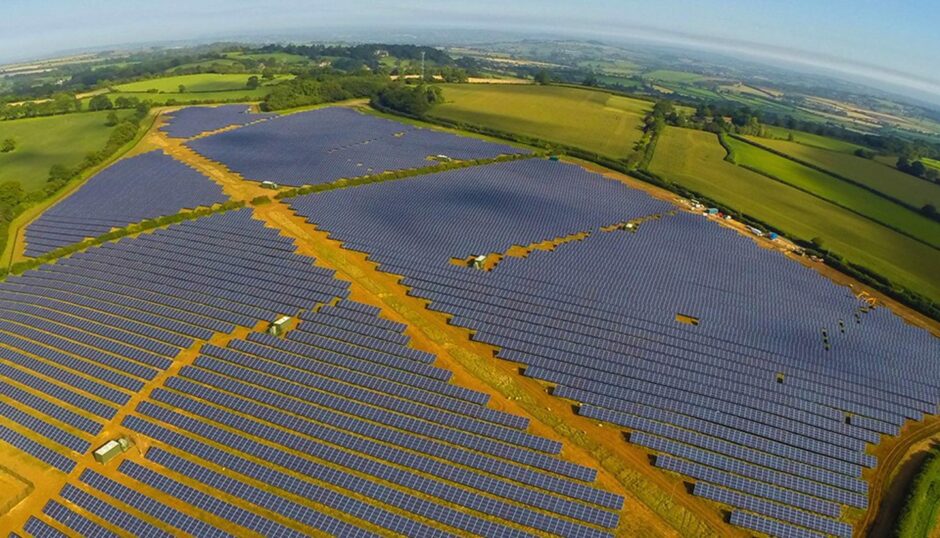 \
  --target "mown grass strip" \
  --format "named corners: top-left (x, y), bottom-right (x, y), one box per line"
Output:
top-left (895, 446), bottom-right (940, 538)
